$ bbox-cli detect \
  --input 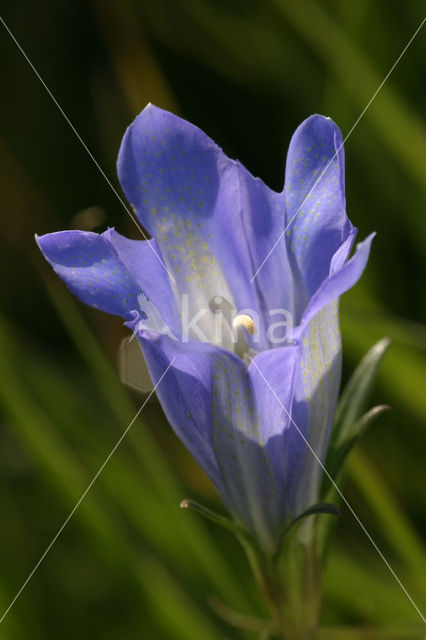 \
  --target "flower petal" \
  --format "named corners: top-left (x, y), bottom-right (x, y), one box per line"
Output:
top-left (36, 230), bottom-right (141, 317)
top-left (235, 164), bottom-right (297, 344)
top-left (133, 331), bottom-right (225, 491)
top-left (329, 227), bottom-right (357, 275)
top-left (284, 115), bottom-right (354, 298)
top-left (247, 345), bottom-right (302, 539)
top-left (209, 345), bottom-right (299, 552)
top-left (117, 104), bottom-right (236, 344)
top-left (135, 321), bottom-right (300, 553)
top-left (284, 233), bottom-right (374, 514)
top-left (105, 228), bottom-right (180, 334)
top-left (37, 229), bottom-right (182, 332)
top-left (289, 301), bottom-right (342, 517)
top-left (298, 233), bottom-right (375, 333)
top-left (117, 104), bottom-right (293, 349)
